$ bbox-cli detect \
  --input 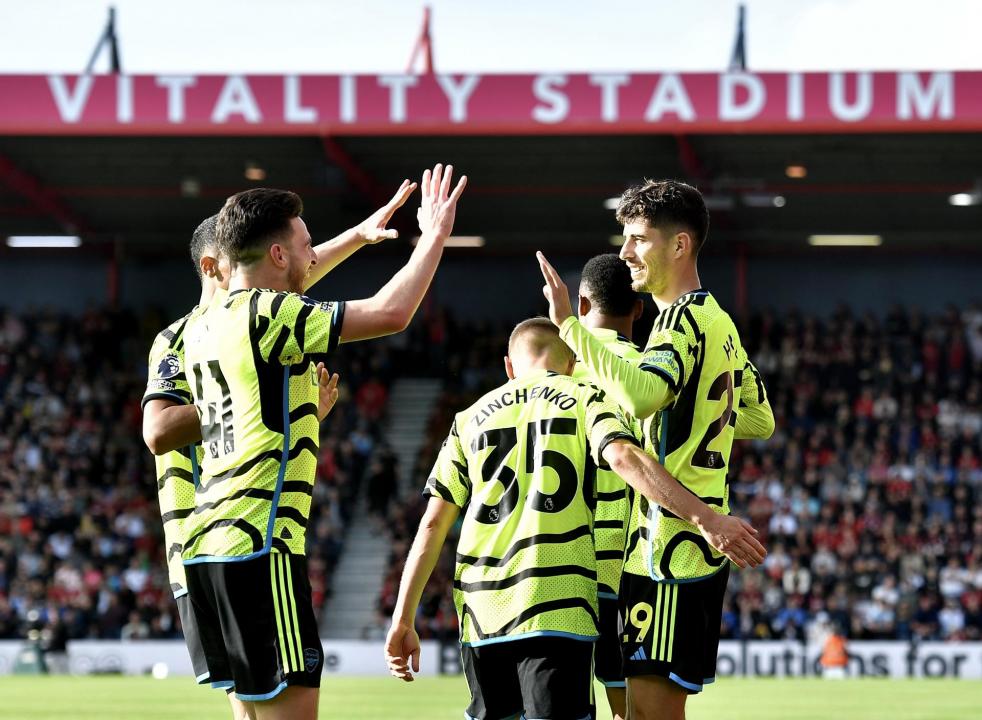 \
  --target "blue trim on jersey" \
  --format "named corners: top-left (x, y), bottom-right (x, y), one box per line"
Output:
top-left (668, 672), bottom-right (702, 692)
top-left (236, 681), bottom-right (288, 702)
top-left (184, 550), bottom-right (268, 564)
top-left (703, 677), bottom-right (716, 684)
top-left (263, 366), bottom-right (292, 553)
top-left (210, 680), bottom-right (235, 690)
top-left (195, 671), bottom-right (211, 684)
top-left (172, 587), bottom-right (188, 599)
top-left (597, 591), bottom-right (618, 600)
top-left (462, 630), bottom-right (598, 648)
top-left (642, 562), bottom-right (729, 585)
top-left (190, 443), bottom-right (200, 489)
top-left (638, 363), bottom-right (676, 388)
top-left (600, 680), bottom-right (627, 688)
top-left (648, 410), bottom-right (669, 581)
